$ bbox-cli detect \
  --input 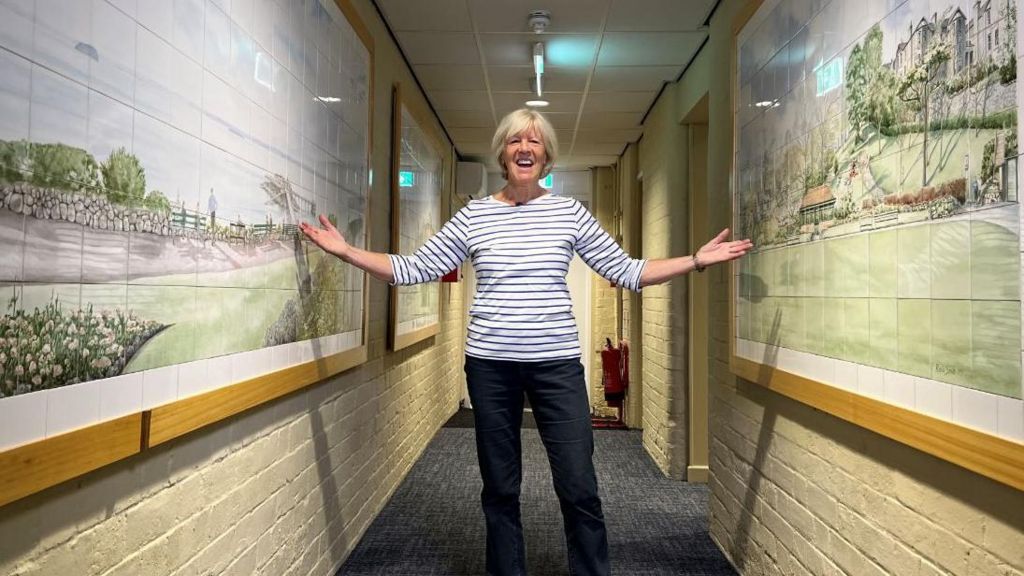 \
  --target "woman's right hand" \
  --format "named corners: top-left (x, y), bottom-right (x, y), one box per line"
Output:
top-left (300, 214), bottom-right (351, 260)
